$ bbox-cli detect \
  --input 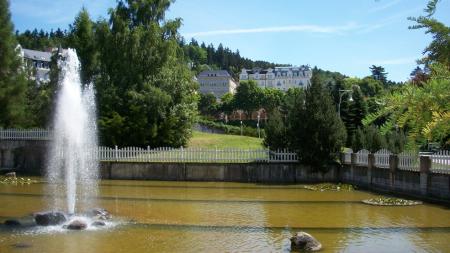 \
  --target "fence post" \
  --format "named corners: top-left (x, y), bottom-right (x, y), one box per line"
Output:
top-left (389, 154), bottom-right (398, 189)
top-left (419, 155), bottom-right (431, 196)
top-left (367, 153), bottom-right (375, 186)
top-left (115, 145), bottom-right (118, 162)
top-left (350, 153), bottom-right (357, 182)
